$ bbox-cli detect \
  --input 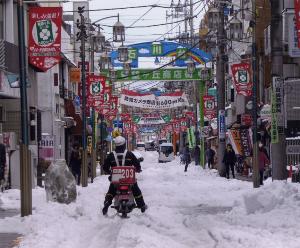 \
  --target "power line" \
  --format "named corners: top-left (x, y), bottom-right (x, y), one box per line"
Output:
top-left (63, 1), bottom-right (203, 13)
